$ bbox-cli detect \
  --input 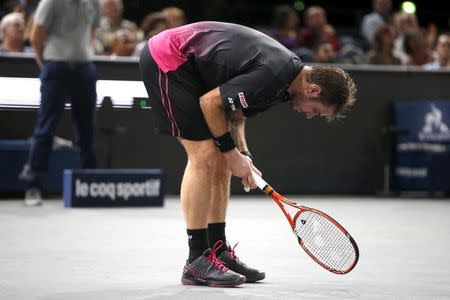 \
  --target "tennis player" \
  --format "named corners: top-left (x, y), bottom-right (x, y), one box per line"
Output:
top-left (139, 21), bottom-right (356, 287)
